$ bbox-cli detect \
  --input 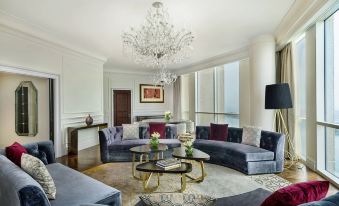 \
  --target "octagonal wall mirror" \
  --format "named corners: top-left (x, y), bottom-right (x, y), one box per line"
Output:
top-left (15, 81), bottom-right (38, 136)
